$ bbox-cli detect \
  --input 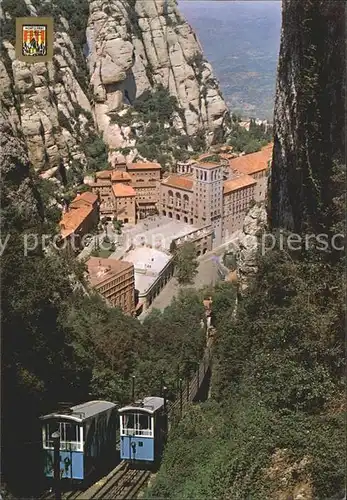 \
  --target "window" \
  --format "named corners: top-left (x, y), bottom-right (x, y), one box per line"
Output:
top-left (121, 412), bottom-right (153, 437)
top-left (42, 421), bottom-right (83, 451)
